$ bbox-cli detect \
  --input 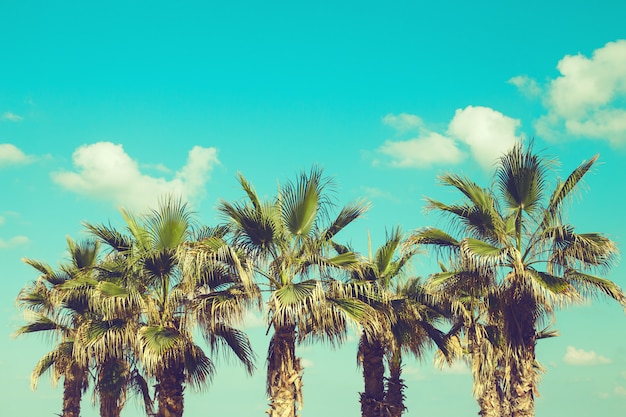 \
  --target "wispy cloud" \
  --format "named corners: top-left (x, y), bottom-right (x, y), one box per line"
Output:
top-left (563, 346), bottom-right (611, 366)
top-left (301, 358), bottom-right (314, 369)
top-left (360, 186), bottom-right (401, 203)
top-left (438, 360), bottom-right (470, 375)
top-left (51, 142), bottom-right (220, 212)
top-left (1, 112), bottom-right (23, 122)
top-left (0, 235), bottom-right (29, 249)
top-left (376, 106), bottom-right (521, 170)
top-left (382, 113), bottom-right (424, 133)
top-left (511, 40), bottom-right (626, 145)
top-left (403, 365), bottom-right (426, 381)
top-left (242, 310), bottom-right (266, 330)
top-left (508, 75), bottom-right (542, 97)
top-left (0, 144), bottom-right (34, 167)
